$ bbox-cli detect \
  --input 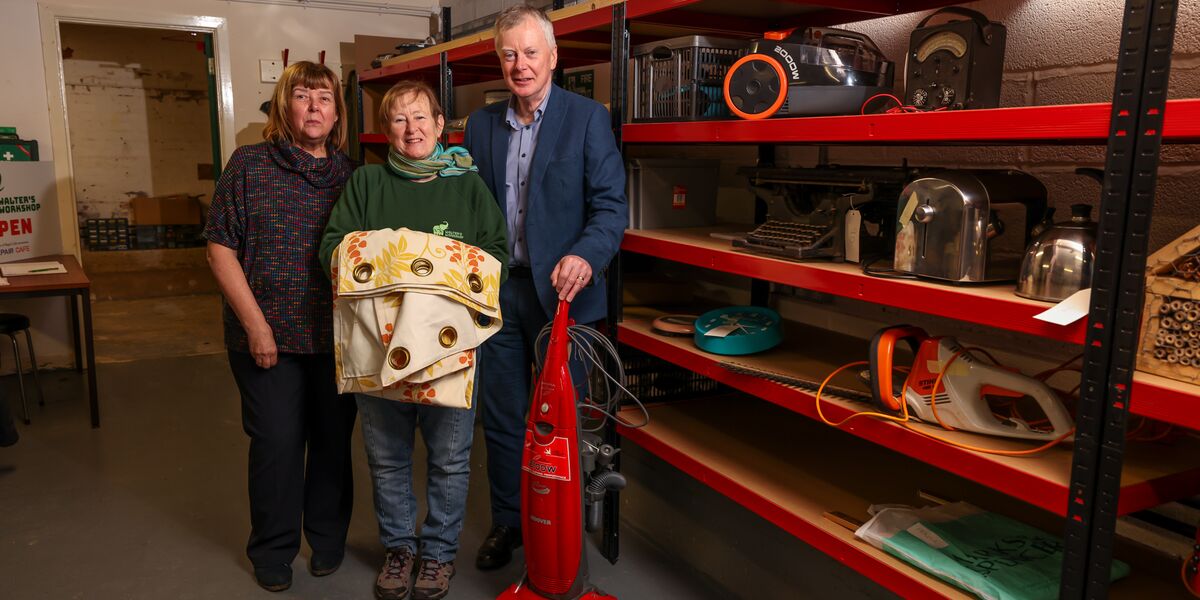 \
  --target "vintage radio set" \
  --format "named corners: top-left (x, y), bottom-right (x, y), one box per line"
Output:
top-left (893, 170), bottom-right (1046, 283)
top-left (723, 28), bottom-right (894, 120)
top-left (904, 7), bottom-right (1007, 110)
top-left (733, 164), bottom-right (912, 262)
